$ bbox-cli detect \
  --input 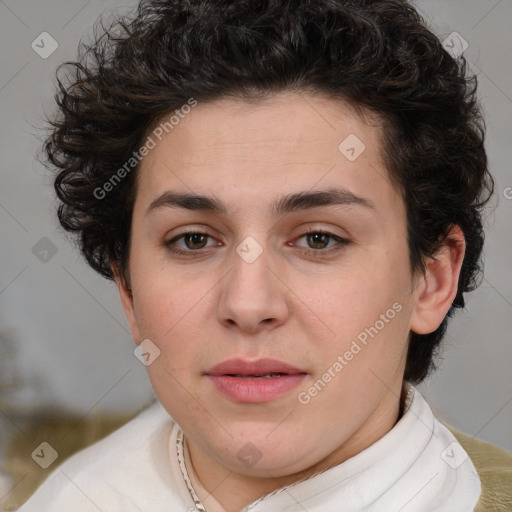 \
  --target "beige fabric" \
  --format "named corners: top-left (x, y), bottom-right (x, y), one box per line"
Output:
top-left (448, 426), bottom-right (512, 512)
